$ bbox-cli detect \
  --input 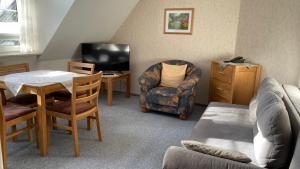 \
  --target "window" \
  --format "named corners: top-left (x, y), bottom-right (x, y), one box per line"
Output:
top-left (0, 0), bottom-right (19, 53)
